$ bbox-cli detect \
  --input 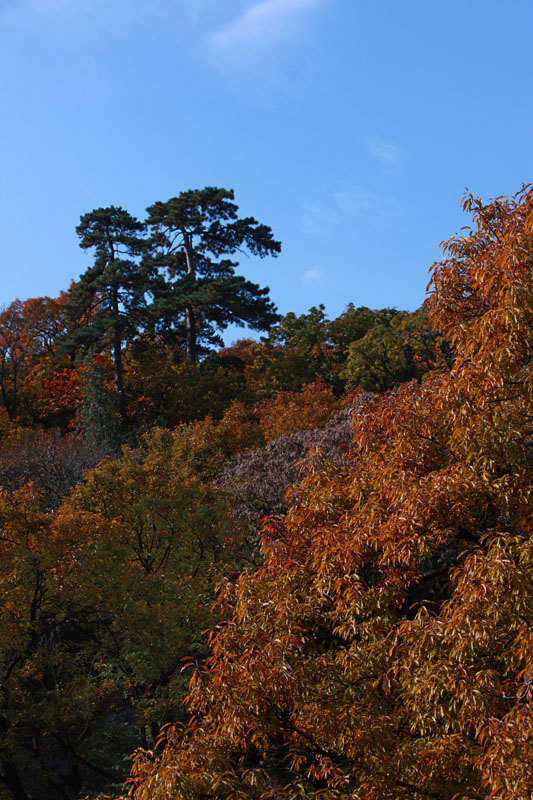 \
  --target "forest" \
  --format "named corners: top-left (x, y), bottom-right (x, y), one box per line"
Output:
top-left (0, 185), bottom-right (531, 800)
